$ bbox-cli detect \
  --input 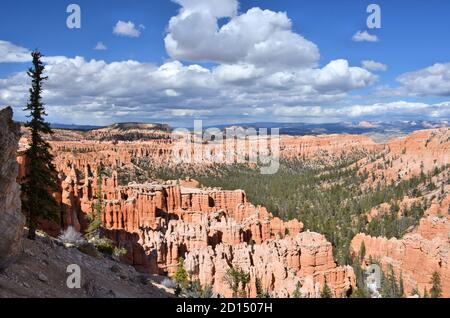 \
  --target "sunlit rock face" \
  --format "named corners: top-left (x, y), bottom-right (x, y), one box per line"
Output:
top-left (351, 195), bottom-right (450, 298)
top-left (18, 126), bottom-right (450, 297)
top-left (0, 107), bottom-right (25, 269)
